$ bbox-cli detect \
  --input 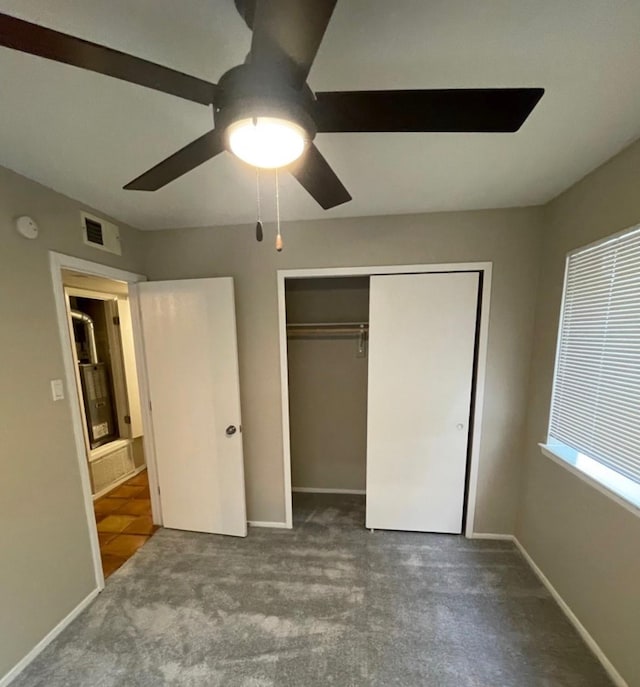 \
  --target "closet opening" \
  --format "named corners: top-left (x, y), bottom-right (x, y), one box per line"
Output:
top-left (285, 276), bottom-right (370, 529)
top-left (62, 269), bottom-right (157, 579)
